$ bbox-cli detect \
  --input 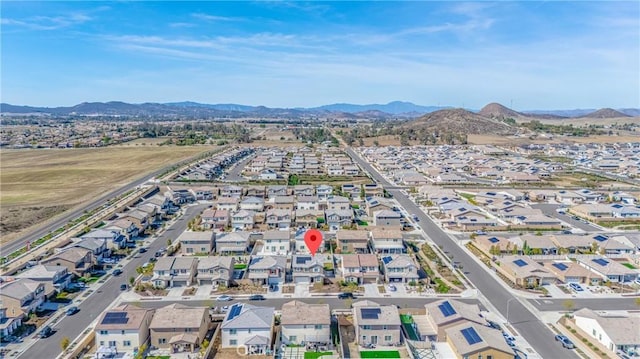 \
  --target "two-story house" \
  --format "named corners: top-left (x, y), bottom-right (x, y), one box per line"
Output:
top-left (201, 209), bottom-right (229, 230)
top-left (372, 210), bottom-right (402, 227)
top-left (178, 231), bottom-right (215, 255)
top-left (316, 185), bottom-right (333, 201)
top-left (336, 230), bottom-right (370, 254)
top-left (221, 303), bottom-right (275, 355)
top-left (0, 307), bottom-right (22, 338)
top-left (370, 228), bottom-right (405, 254)
top-left (95, 305), bottom-right (155, 354)
top-left (353, 301), bottom-right (401, 346)
top-left (273, 196), bottom-right (295, 211)
top-left (0, 279), bottom-right (46, 317)
top-left (149, 303), bottom-right (211, 353)
top-left (80, 229), bottom-right (124, 250)
top-left (73, 237), bottom-right (110, 262)
top-left (41, 247), bottom-right (95, 277)
top-left (151, 257), bottom-right (198, 288)
top-left (291, 255), bottom-right (325, 283)
top-left (231, 210), bottom-right (256, 231)
top-left (266, 209), bottom-right (292, 230)
top-left (247, 256), bottom-right (287, 286)
top-left (381, 254), bottom-right (419, 283)
top-left (340, 254), bottom-right (380, 284)
top-left (104, 218), bottom-right (139, 242)
top-left (240, 197), bottom-right (265, 212)
top-left (325, 209), bottom-right (353, 232)
top-left (217, 197), bottom-right (240, 212)
top-left (281, 301), bottom-right (331, 347)
top-left (196, 256), bottom-right (234, 286)
top-left (327, 196), bottom-right (350, 210)
top-left (15, 265), bottom-right (72, 298)
top-left (267, 185), bottom-right (288, 198)
top-left (215, 232), bottom-right (250, 255)
top-left (294, 210), bottom-right (323, 228)
top-left (261, 231), bottom-right (291, 255)
top-left (293, 185), bottom-right (315, 196)
top-left (296, 195), bottom-right (320, 211)
top-left (221, 185), bottom-right (243, 198)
